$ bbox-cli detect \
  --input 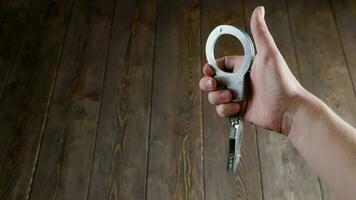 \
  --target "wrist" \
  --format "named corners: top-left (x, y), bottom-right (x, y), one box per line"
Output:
top-left (285, 89), bottom-right (325, 144)
top-left (281, 88), bottom-right (322, 136)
